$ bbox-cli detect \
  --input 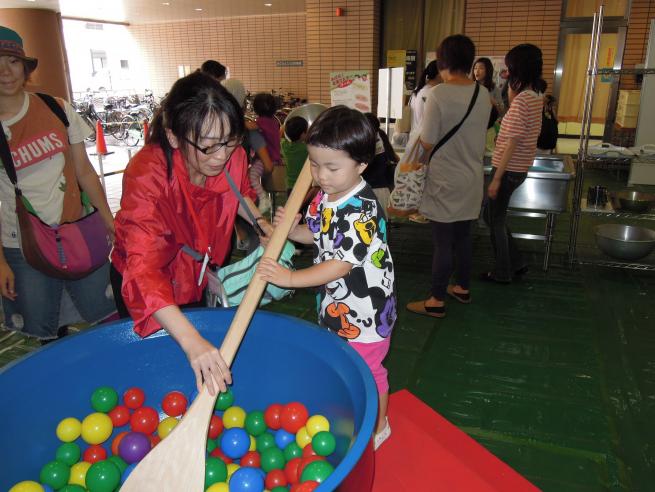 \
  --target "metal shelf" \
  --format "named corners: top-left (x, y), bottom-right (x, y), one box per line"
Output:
top-left (592, 68), bottom-right (655, 76)
top-left (576, 259), bottom-right (655, 271)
